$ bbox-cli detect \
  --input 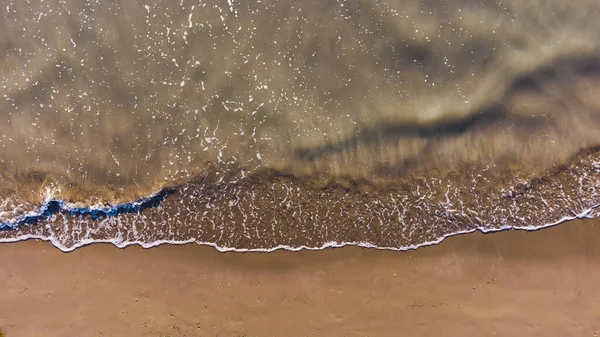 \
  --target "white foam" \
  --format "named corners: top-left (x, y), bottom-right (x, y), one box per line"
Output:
top-left (2, 203), bottom-right (597, 253)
